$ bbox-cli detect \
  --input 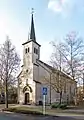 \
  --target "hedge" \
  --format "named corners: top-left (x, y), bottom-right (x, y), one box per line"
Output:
top-left (51, 103), bottom-right (67, 109)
